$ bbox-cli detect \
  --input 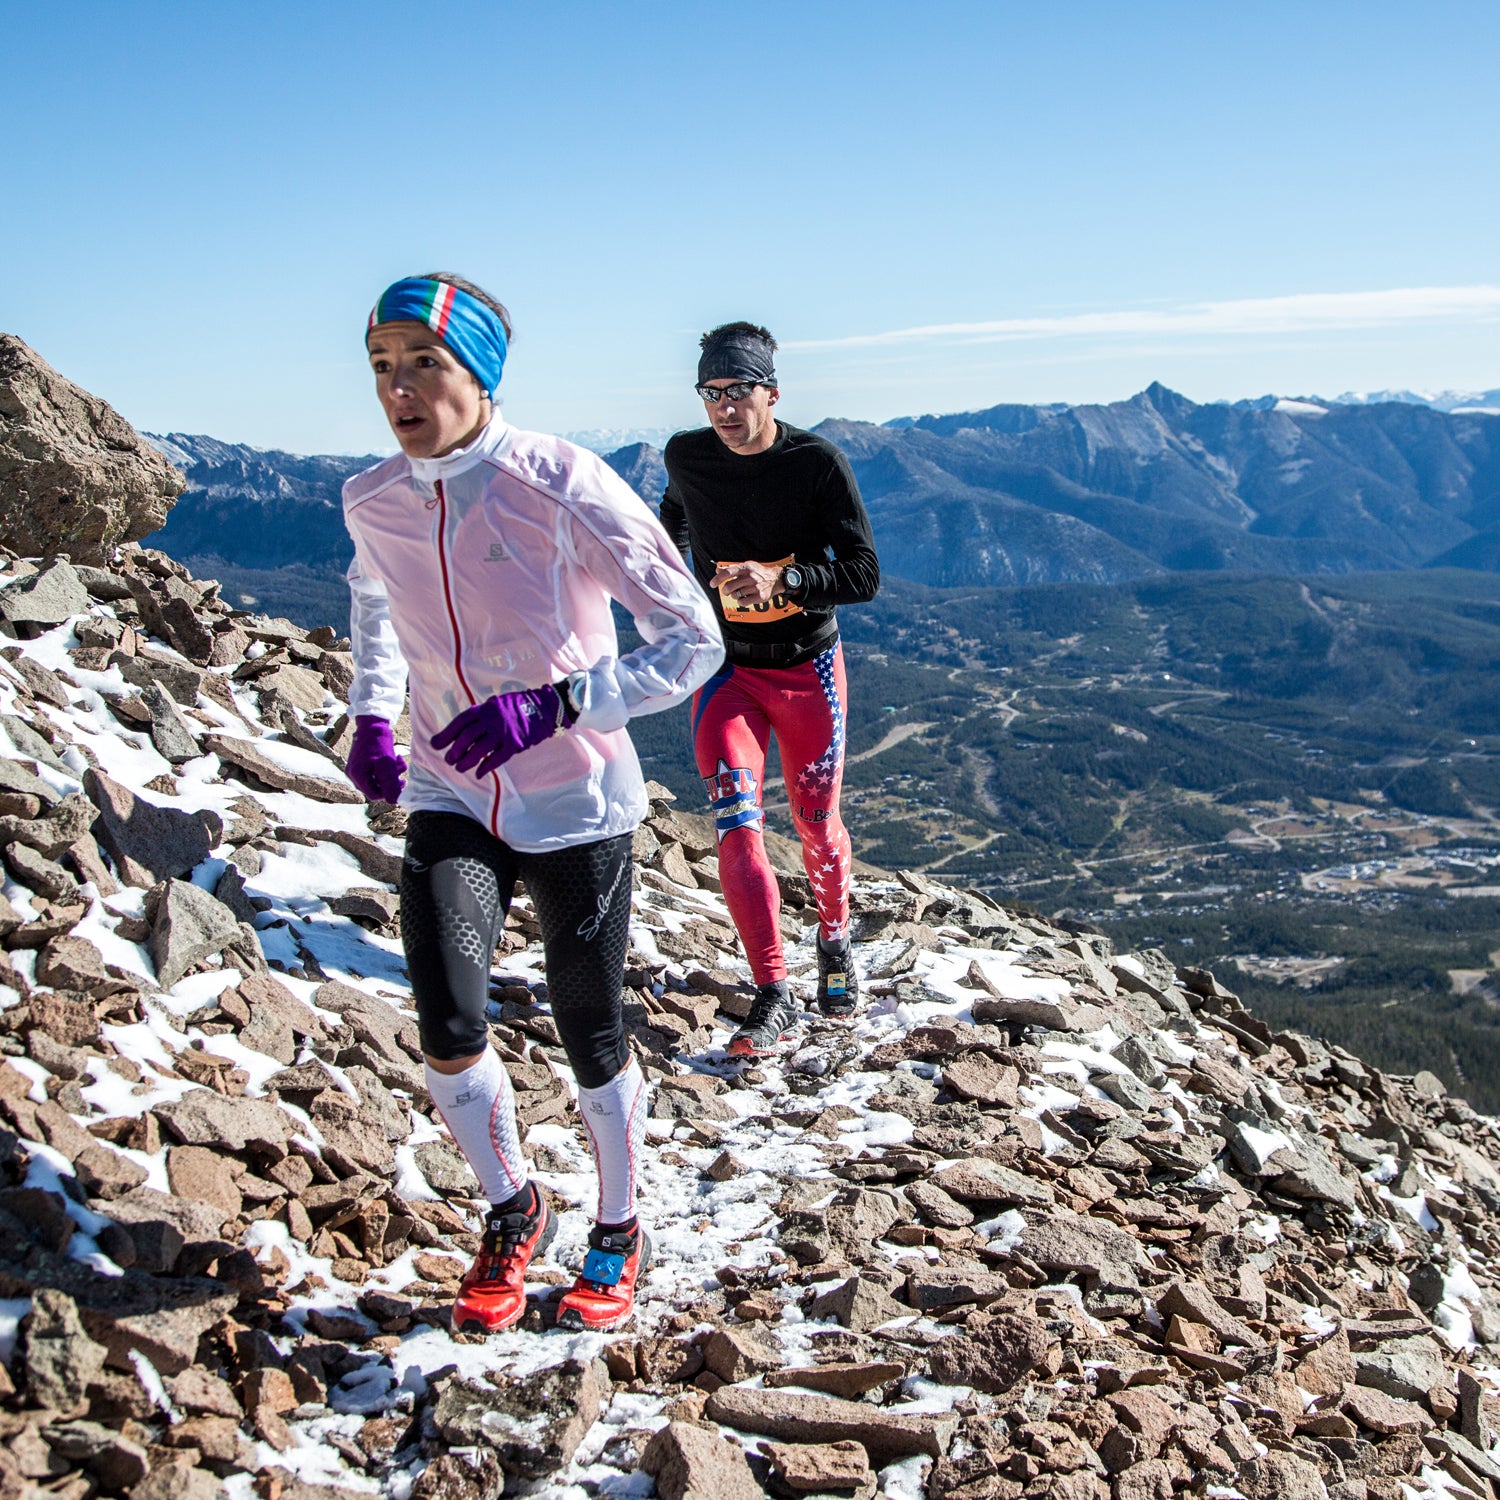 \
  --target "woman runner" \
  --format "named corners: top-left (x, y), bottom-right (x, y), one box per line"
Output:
top-left (341, 273), bottom-right (722, 1332)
